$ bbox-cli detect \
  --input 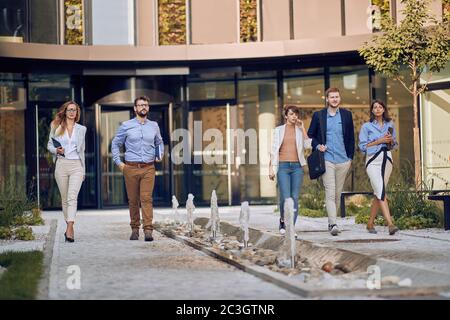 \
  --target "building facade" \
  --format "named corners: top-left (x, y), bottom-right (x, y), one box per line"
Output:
top-left (0, 0), bottom-right (449, 209)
